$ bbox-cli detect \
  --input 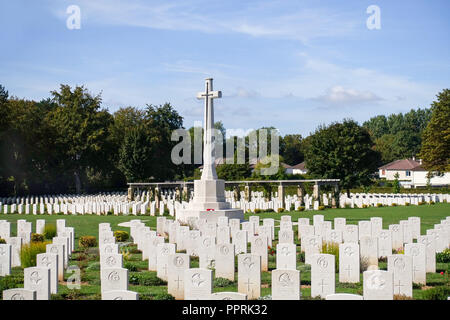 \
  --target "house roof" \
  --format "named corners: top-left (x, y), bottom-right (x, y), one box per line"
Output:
top-left (291, 161), bottom-right (307, 170)
top-left (281, 162), bottom-right (292, 169)
top-left (378, 159), bottom-right (422, 170)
